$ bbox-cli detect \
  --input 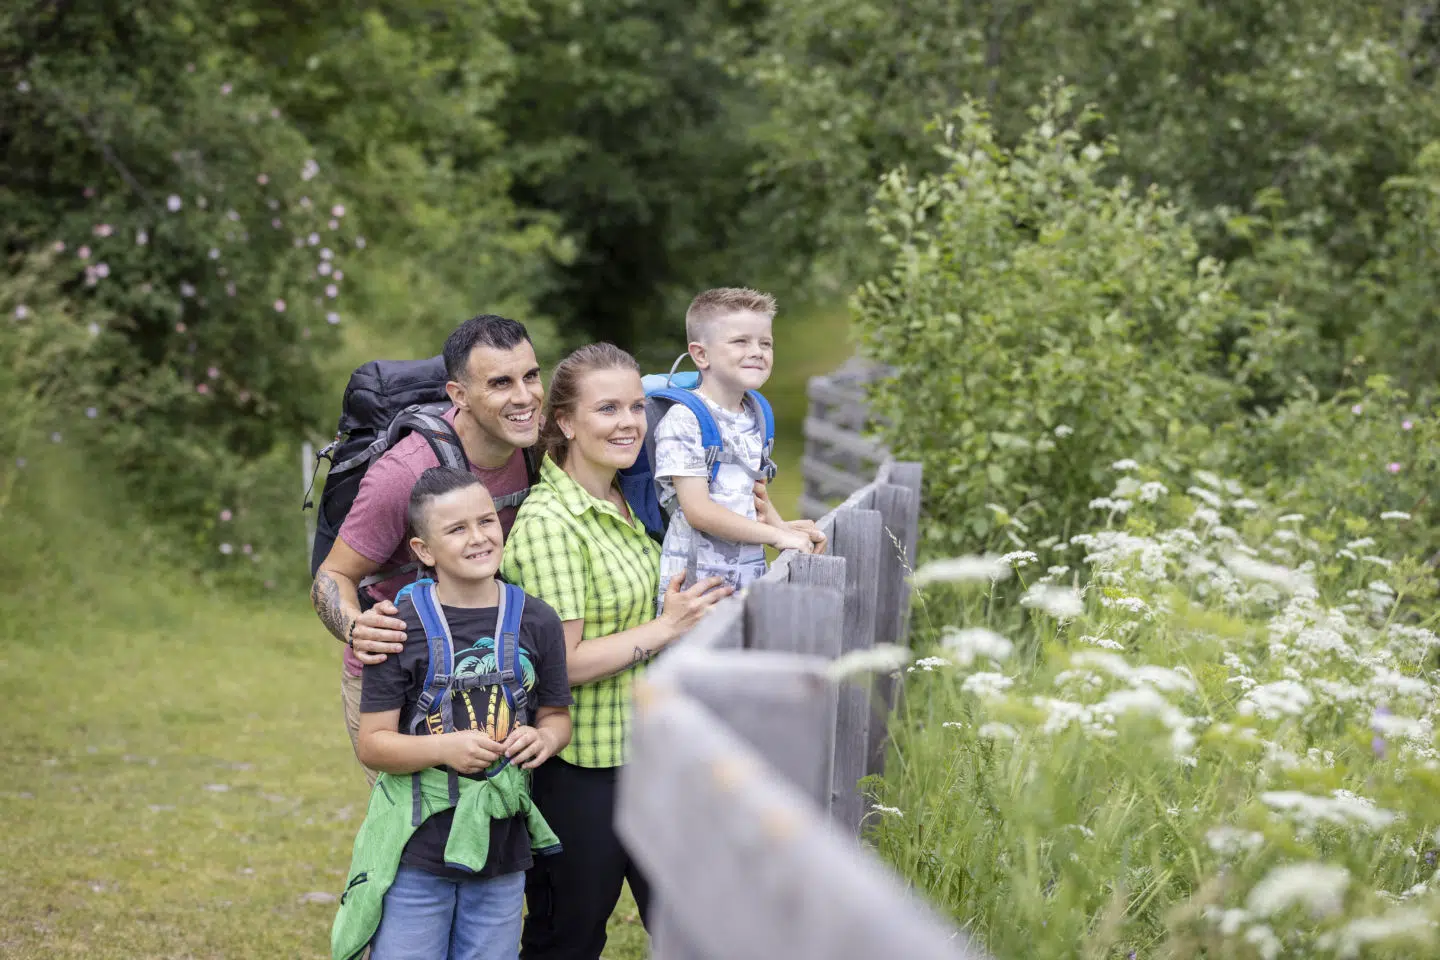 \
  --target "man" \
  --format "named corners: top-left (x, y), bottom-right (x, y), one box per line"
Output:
top-left (311, 314), bottom-right (544, 783)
